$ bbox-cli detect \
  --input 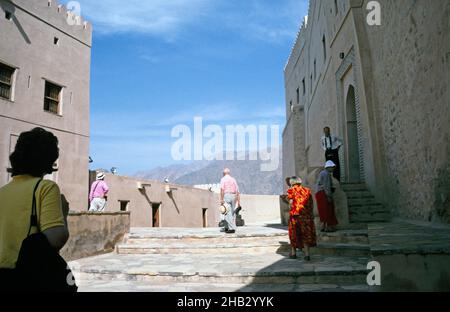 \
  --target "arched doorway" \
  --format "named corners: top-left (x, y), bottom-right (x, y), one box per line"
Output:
top-left (345, 85), bottom-right (361, 182)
